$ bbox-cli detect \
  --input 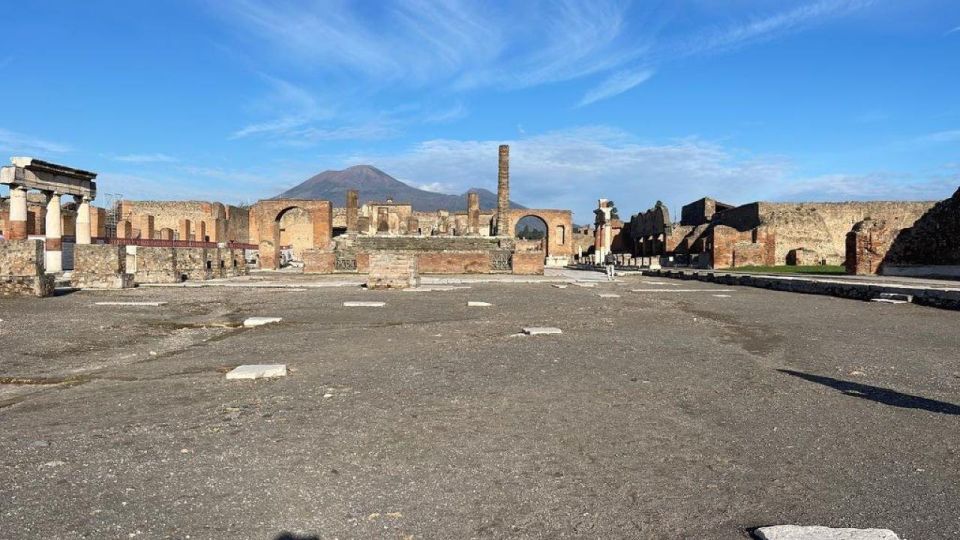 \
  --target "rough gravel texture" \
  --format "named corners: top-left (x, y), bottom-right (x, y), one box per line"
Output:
top-left (0, 271), bottom-right (957, 539)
